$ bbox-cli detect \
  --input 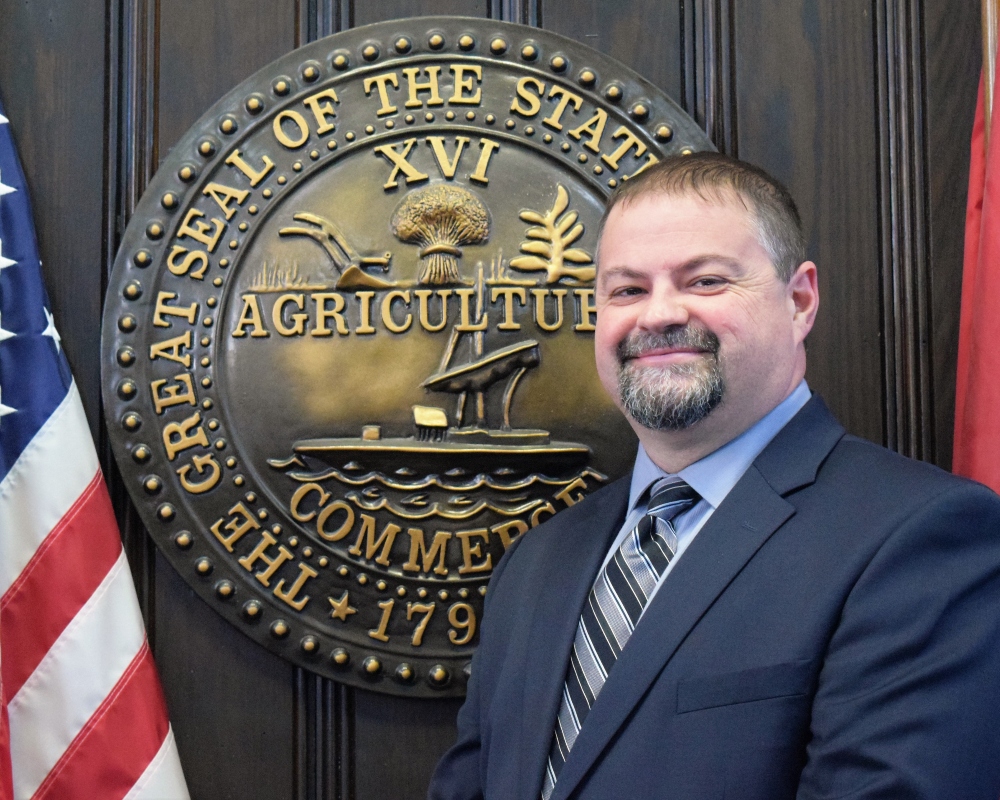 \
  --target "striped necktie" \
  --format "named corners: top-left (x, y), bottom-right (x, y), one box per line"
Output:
top-left (541, 477), bottom-right (700, 800)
